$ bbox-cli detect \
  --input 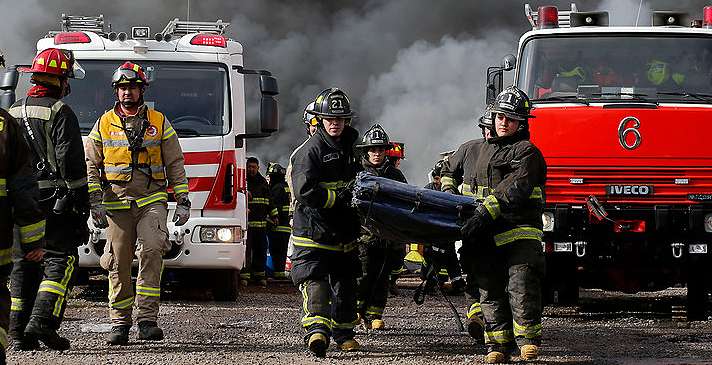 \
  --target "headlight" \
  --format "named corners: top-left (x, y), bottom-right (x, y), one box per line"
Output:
top-left (542, 212), bottom-right (554, 232)
top-left (199, 226), bottom-right (242, 243)
top-left (705, 214), bottom-right (712, 233)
